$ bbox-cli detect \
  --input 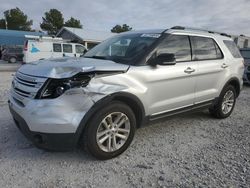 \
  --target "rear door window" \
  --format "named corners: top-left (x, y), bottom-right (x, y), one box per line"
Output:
top-left (223, 40), bottom-right (242, 58)
top-left (157, 35), bottom-right (191, 62)
top-left (190, 36), bottom-right (223, 60)
top-left (63, 44), bottom-right (73, 53)
top-left (53, 43), bottom-right (62, 52)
